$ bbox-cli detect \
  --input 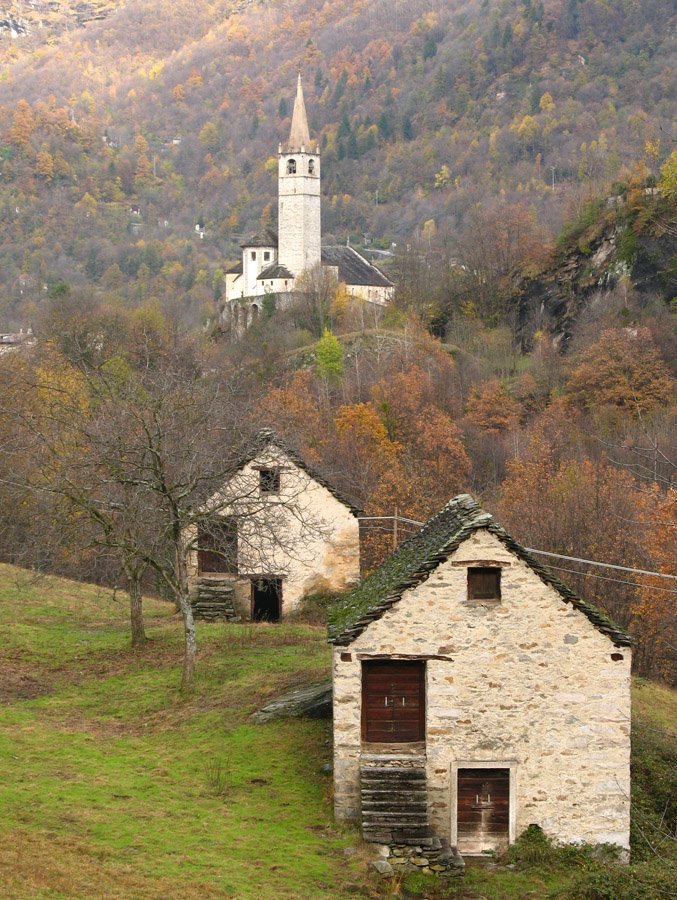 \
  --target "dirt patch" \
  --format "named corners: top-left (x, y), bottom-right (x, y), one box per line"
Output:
top-left (0, 658), bottom-right (52, 702)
